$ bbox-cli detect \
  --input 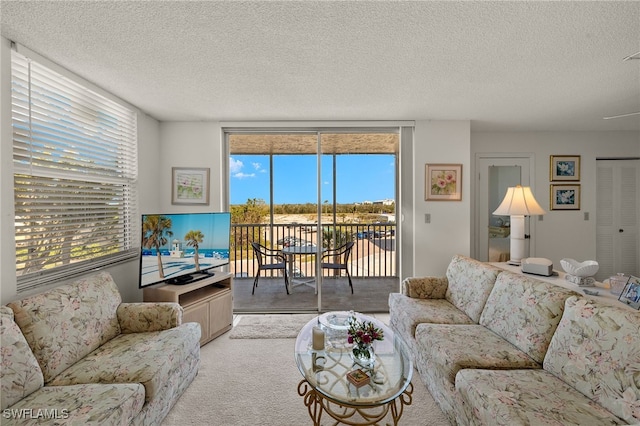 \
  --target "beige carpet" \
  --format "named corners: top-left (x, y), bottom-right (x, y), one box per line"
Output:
top-left (163, 315), bottom-right (449, 426)
top-left (228, 314), bottom-right (317, 339)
